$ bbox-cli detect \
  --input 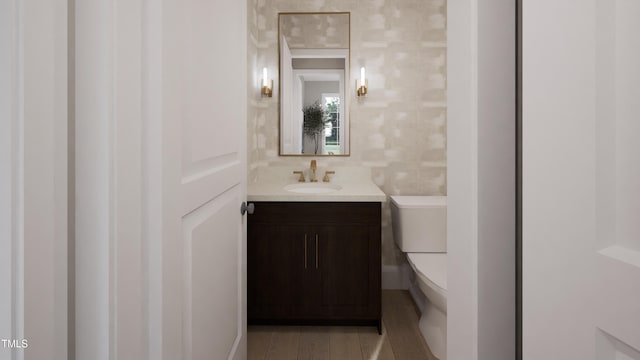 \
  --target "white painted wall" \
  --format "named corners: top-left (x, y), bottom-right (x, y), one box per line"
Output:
top-left (0, 1), bottom-right (19, 358)
top-left (112, 1), bottom-right (144, 358)
top-left (477, 1), bottom-right (516, 359)
top-left (75, 0), bottom-right (156, 357)
top-left (522, 2), bottom-right (597, 357)
top-left (1, 1), bottom-right (68, 359)
top-left (75, 0), bottom-right (114, 357)
top-left (281, 36), bottom-right (296, 154)
top-left (447, 1), bottom-right (479, 357)
top-left (24, 1), bottom-right (69, 357)
top-left (523, 0), bottom-right (640, 358)
top-left (523, 2), bottom-right (598, 358)
top-left (447, 0), bottom-right (515, 359)
top-left (303, 81), bottom-right (339, 107)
